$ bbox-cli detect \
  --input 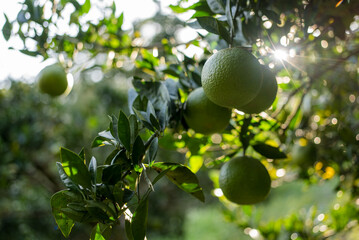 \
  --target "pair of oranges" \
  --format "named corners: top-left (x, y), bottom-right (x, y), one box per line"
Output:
top-left (184, 47), bottom-right (276, 205)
